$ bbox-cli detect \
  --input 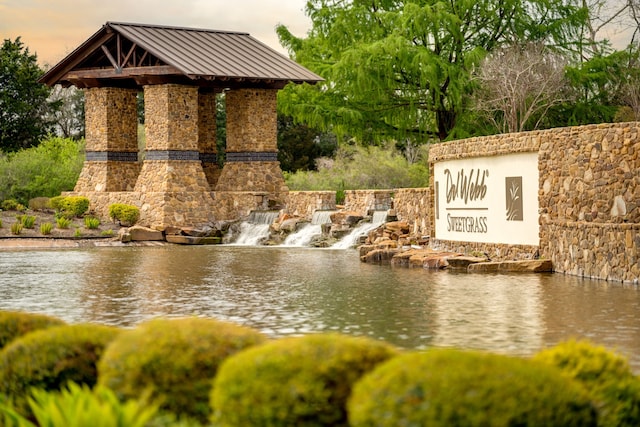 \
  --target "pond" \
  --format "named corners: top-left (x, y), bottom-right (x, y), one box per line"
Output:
top-left (1, 244), bottom-right (639, 372)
